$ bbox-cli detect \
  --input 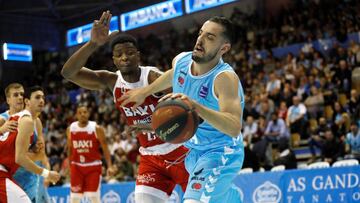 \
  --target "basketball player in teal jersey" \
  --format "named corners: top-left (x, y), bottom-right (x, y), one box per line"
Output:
top-left (121, 16), bottom-right (245, 203)
top-left (0, 83), bottom-right (51, 203)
